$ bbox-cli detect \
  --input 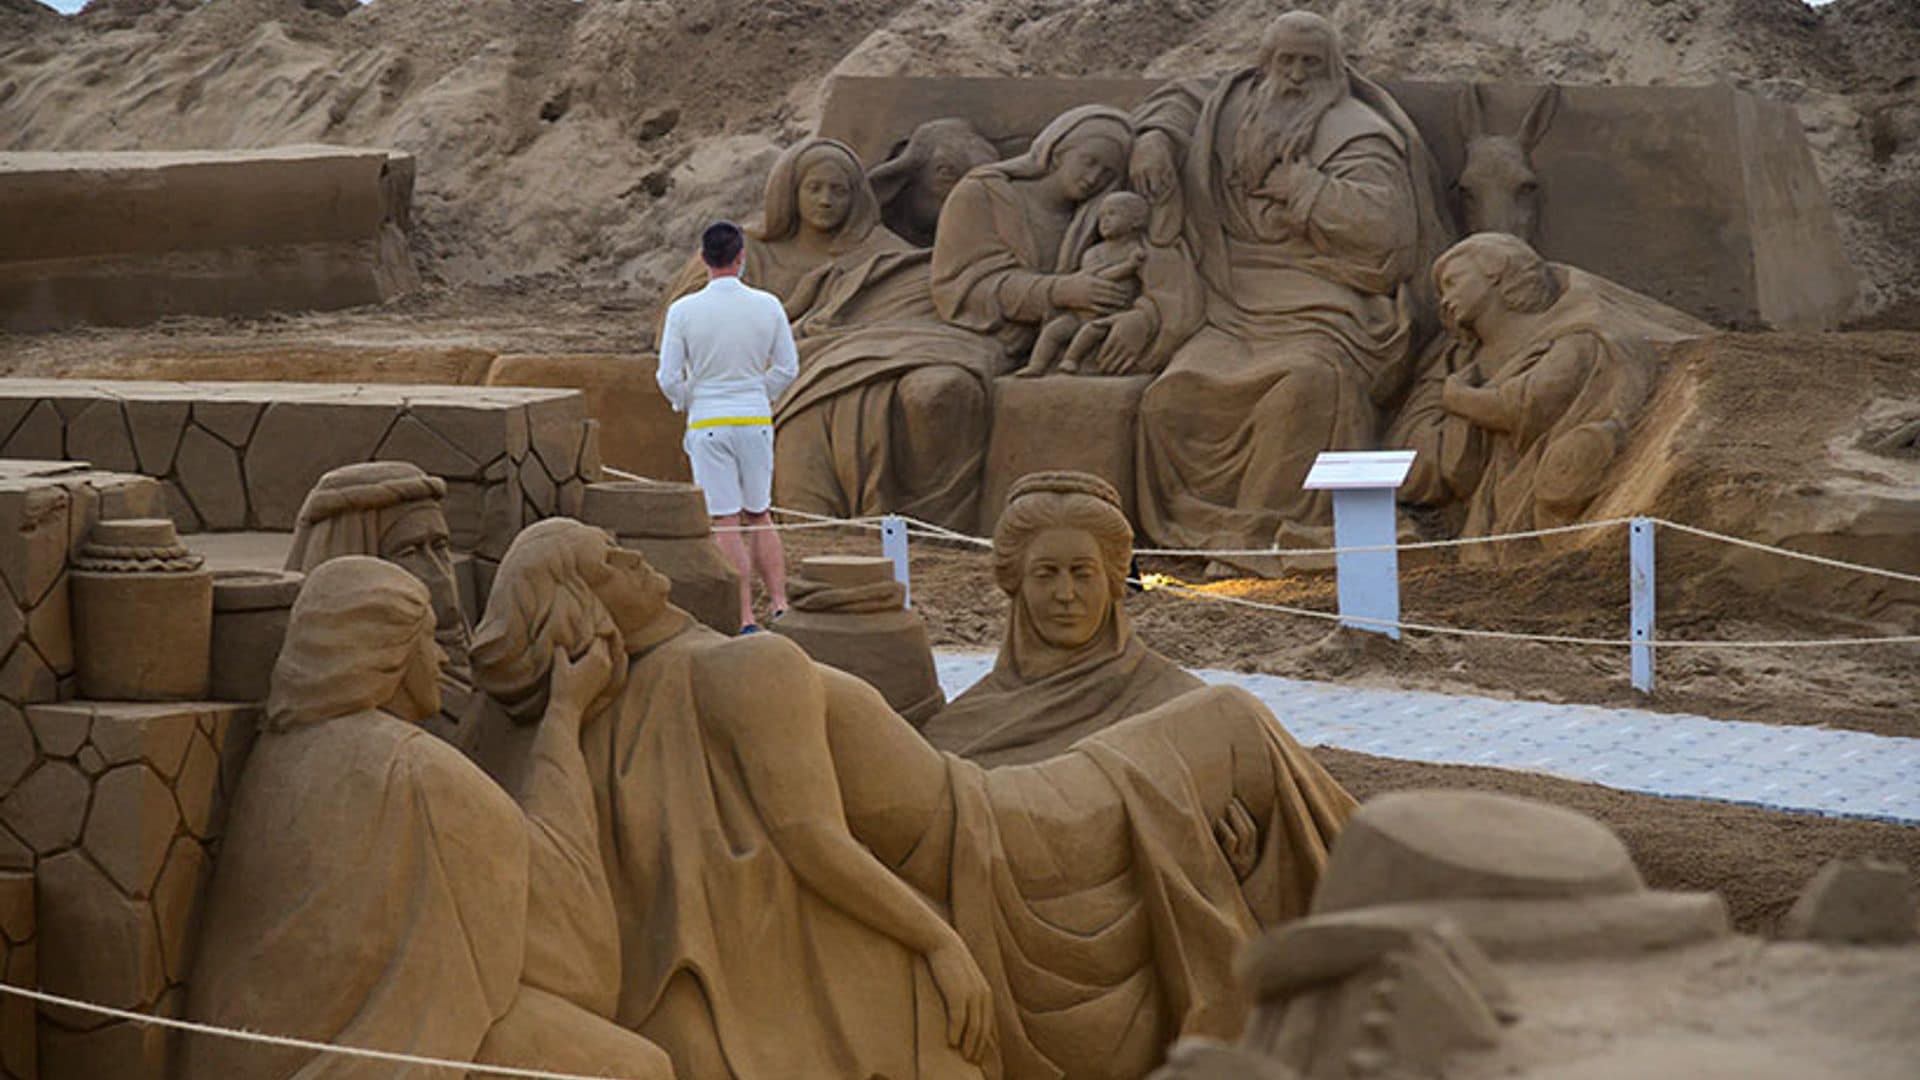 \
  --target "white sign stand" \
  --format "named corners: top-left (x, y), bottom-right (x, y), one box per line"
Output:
top-left (1303, 451), bottom-right (1416, 640)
